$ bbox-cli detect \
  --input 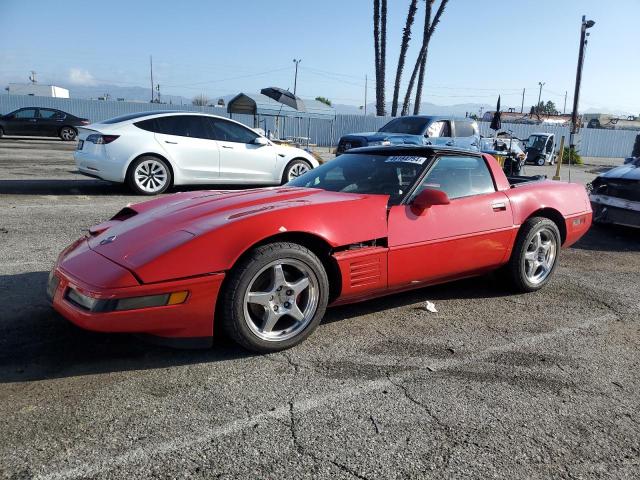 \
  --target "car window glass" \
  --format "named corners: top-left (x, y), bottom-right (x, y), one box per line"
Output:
top-left (287, 152), bottom-right (428, 205)
top-left (454, 121), bottom-right (474, 137)
top-left (426, 121), bottom-right (451, 138)
top-left (14, 109), bottom-right (37, 119)
top-left (378, 117), bottom-right (429, 135)
top-left (209, 119), bottom-right (258, 144)
top-left (134, 118), bottom-right (158, 132)
top-left (154, 116), bottom-right (212, 139)
top-left (39, 109), bottom-right (64, 119)
top-left (412, 155), bottom-right (495, 200)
